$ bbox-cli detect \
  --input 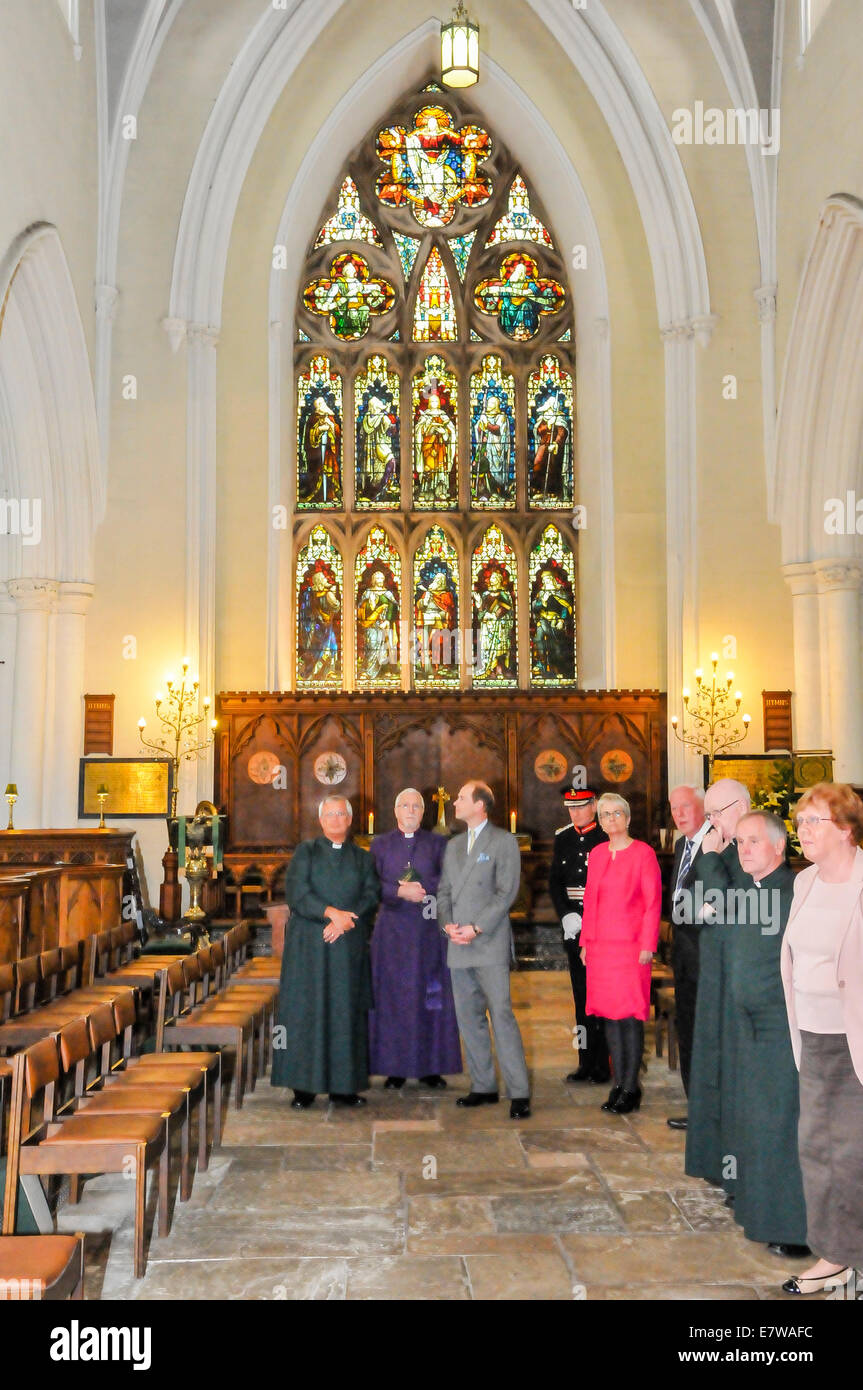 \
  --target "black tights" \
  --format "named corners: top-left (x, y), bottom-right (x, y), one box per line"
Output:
top-left (604, 1017), bottom-right (643, 1093)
